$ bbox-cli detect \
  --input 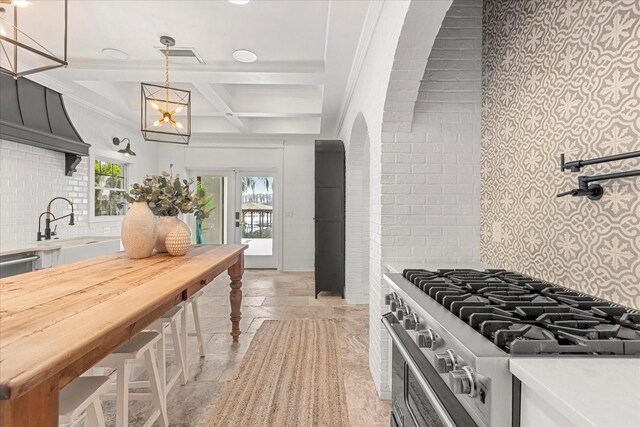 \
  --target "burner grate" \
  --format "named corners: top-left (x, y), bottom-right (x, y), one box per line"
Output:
top-left (400, 268), bottom-right (640, 355)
